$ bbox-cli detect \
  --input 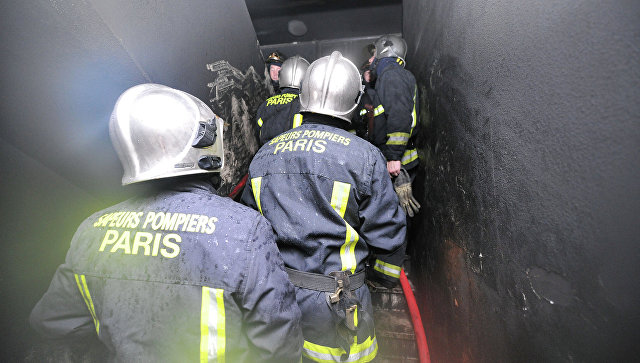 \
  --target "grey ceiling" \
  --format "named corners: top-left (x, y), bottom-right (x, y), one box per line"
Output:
top-left (245, 0), bottom-right (402, 45)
